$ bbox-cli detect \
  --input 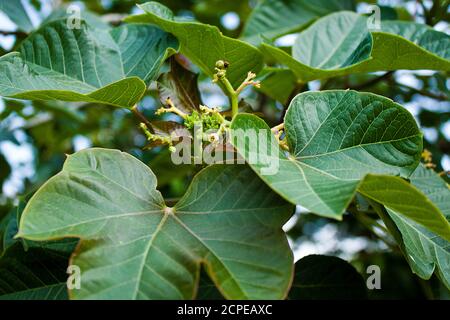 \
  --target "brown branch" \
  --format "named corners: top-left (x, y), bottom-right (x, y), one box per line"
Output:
top-left (351, 71), bottom-right (394, 90)
top-left (397, 83), bottom-right (448, 101)
top-left (131, 105), bottom-right (154, 133)
top-left (0, 30), bottom-right (27, 37)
